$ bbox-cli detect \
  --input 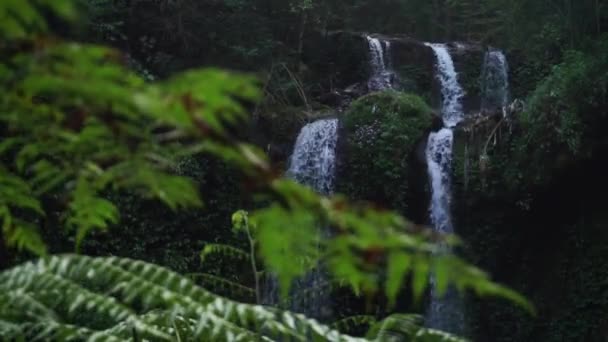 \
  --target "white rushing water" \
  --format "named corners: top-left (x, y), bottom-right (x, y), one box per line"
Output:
top-left (481, 49), bottom-right (510, 113)
top-left (424, 43), bottom-right (466, 334)
top-left (367, 36), bottom-right (393, 91)
top-left (287, 118), bottom-right (338, 195)
top-left (426, 128), bottom-right (455, 234)
top-left (425, 43), bottom-right (465, 128)
top-left (263, 118), bottom-right (338, 319)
